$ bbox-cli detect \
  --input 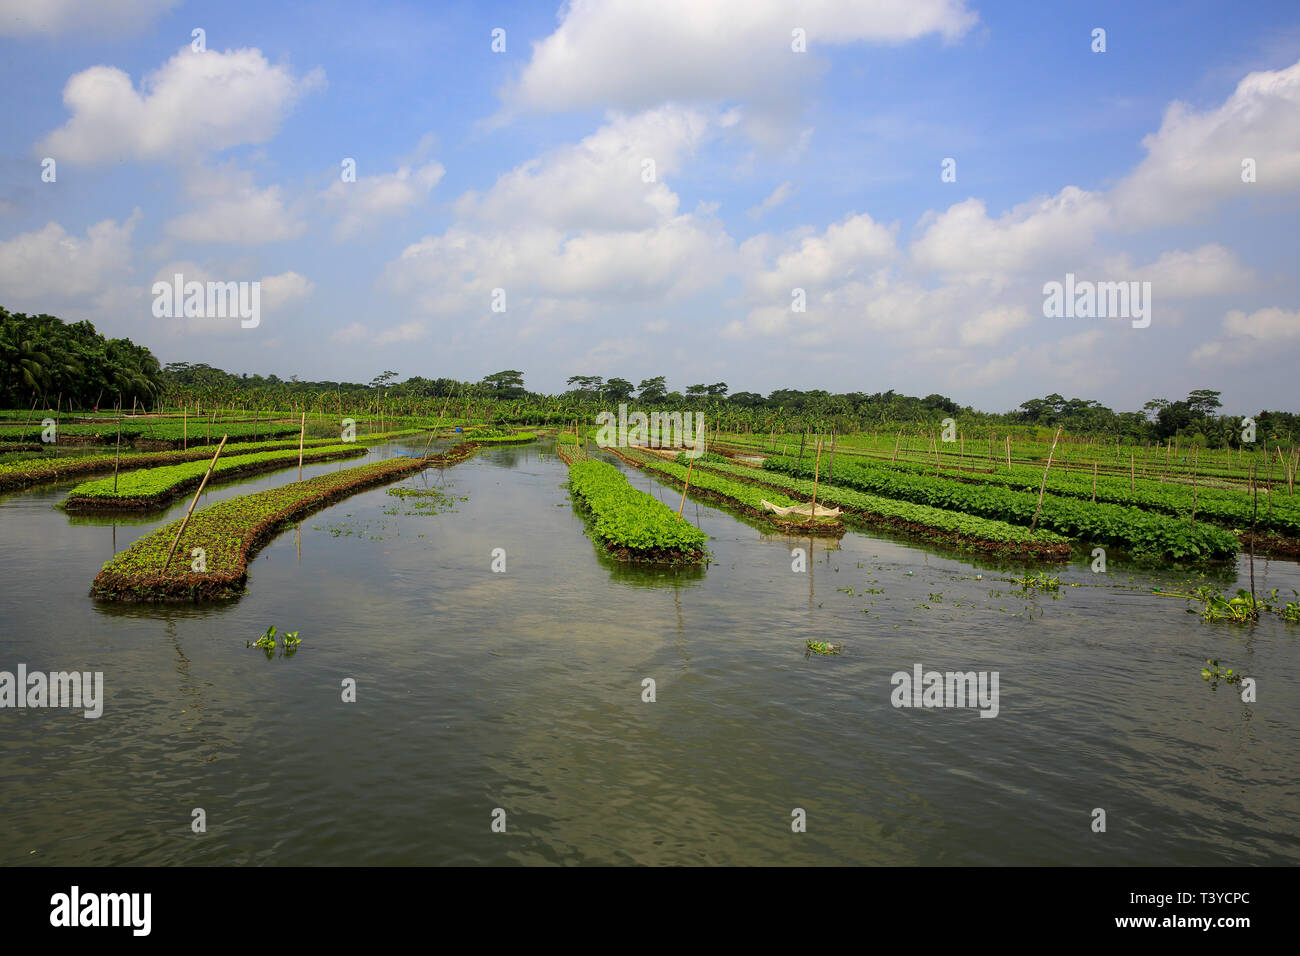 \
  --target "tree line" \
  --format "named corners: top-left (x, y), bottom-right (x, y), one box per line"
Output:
top-left (2, 309), bottom-right (1293, 447)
